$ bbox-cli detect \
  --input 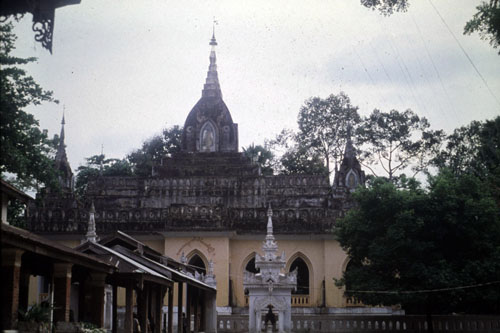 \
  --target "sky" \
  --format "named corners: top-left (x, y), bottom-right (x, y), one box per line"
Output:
top-left (10, 0), bottom-right (500, 171)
